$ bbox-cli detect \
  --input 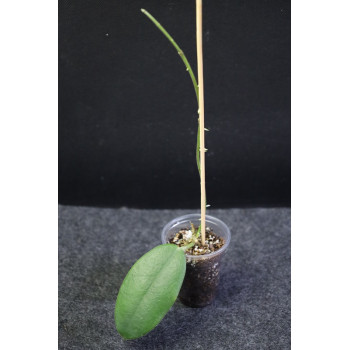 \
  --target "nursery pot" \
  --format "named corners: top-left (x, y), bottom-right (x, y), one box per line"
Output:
top-left (161, 214), bottom-right (231, 308)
